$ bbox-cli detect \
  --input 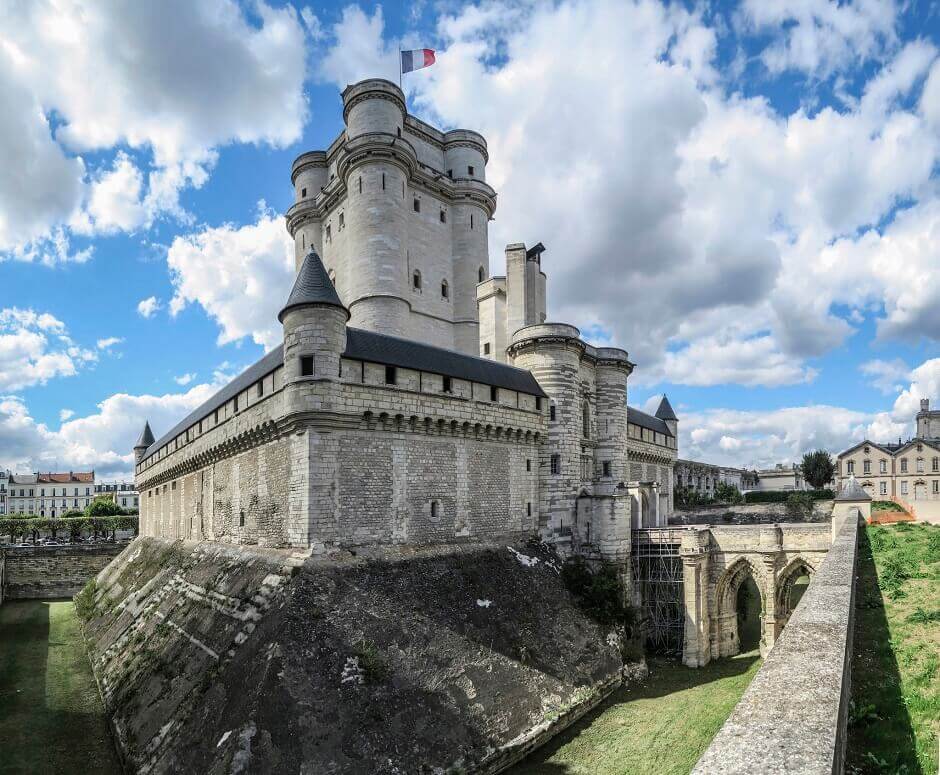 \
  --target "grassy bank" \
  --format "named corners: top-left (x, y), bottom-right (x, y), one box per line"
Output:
top-left (0, 600), bottom-right (120, 775)
top-left (510, 652), bottom-right (761, 775)
top-left (848, 522), bottom-right (939, 774)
